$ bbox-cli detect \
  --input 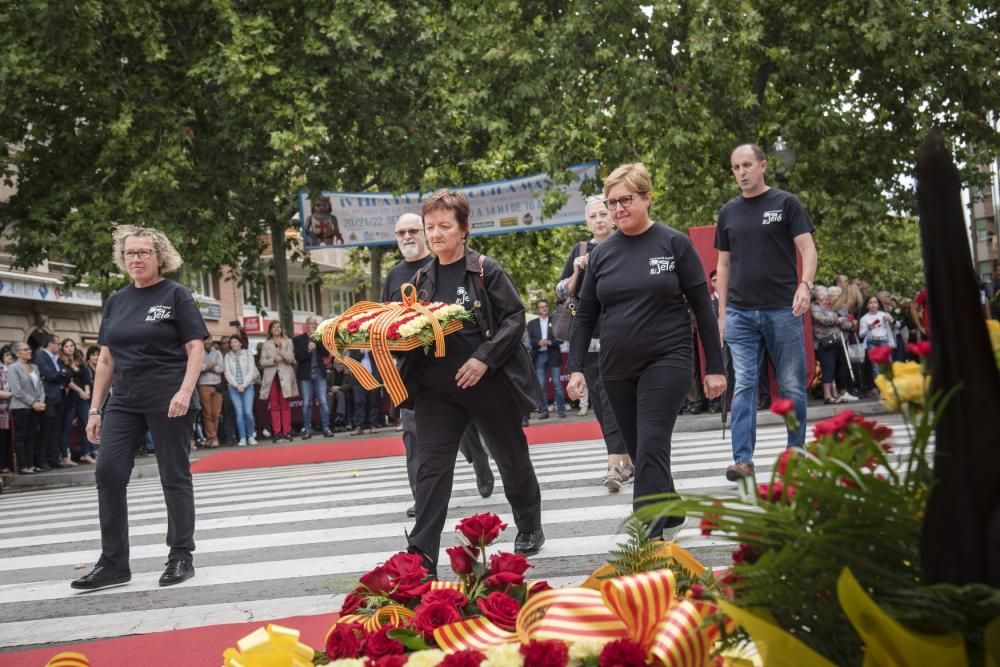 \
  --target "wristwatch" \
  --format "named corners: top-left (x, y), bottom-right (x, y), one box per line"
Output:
top-left (800, 280), bottom-right (814, 290)
top-left (88, 408), bottom-right (102, 417)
